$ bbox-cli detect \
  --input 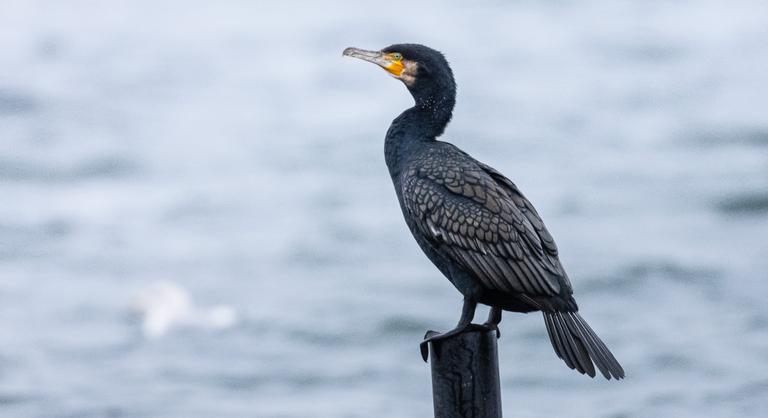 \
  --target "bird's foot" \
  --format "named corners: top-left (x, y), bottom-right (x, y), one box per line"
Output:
top-left (482, 321), bottom-right (501, 339)
top-left (420, 323), bottom-right (498, 362)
